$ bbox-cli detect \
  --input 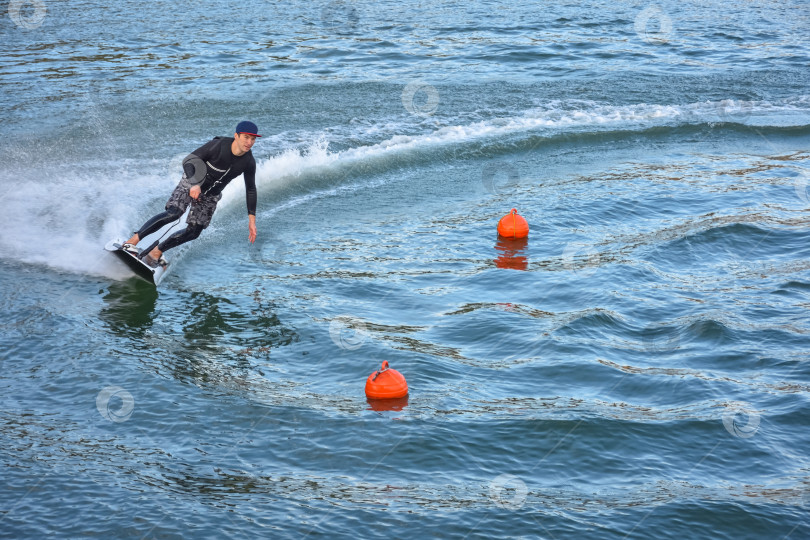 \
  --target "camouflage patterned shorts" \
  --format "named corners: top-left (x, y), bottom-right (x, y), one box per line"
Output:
top-left (165, 176), bottom-right (222, 228)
